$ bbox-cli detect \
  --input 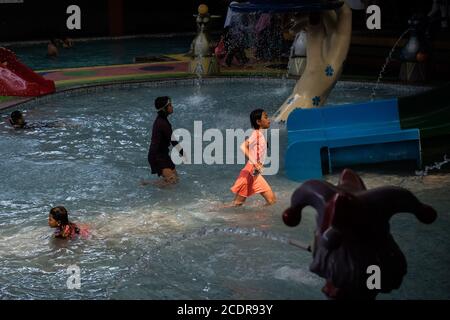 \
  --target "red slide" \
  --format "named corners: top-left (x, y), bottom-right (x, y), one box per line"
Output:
top-left (0, 47), bottom-right (55, 97)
